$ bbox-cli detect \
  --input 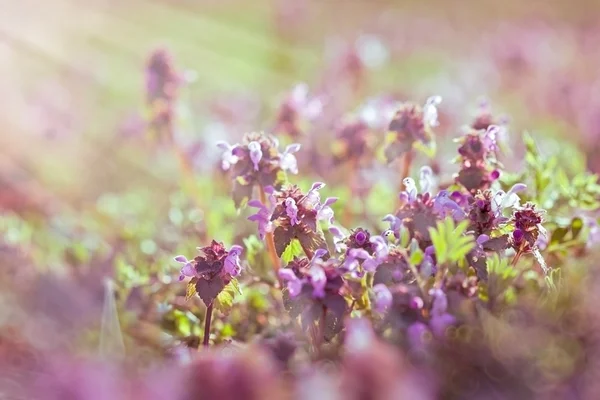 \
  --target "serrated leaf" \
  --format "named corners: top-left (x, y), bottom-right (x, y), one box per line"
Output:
top-left (429, 218), bottom-right (474, 265)
top-left (185, 277), bottom-right (198, 301)
top-left (282, 239), bottom-right (303, 264)
top-left (273, 226), bottom-right (295, 257)
top-left (213, 278), bottom-right (241, 314)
